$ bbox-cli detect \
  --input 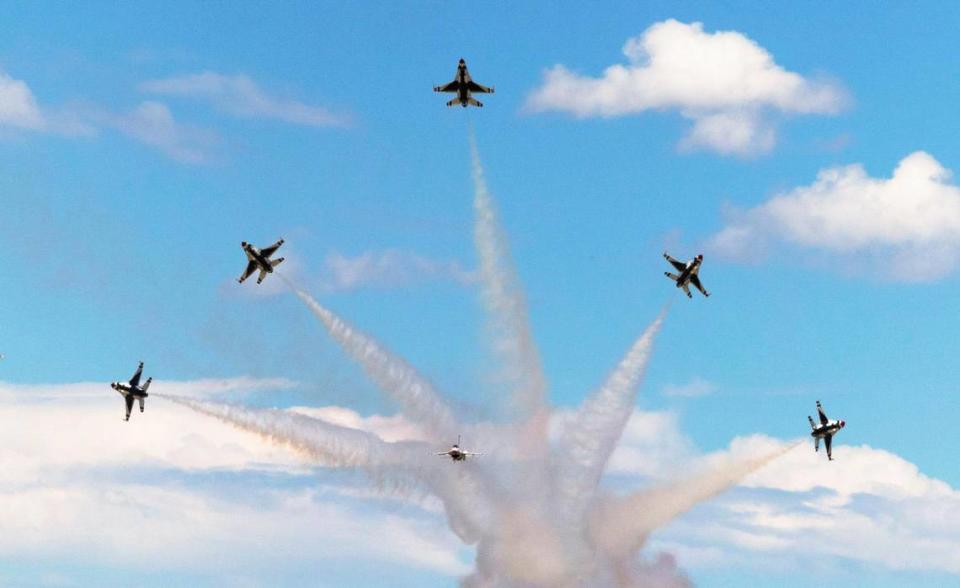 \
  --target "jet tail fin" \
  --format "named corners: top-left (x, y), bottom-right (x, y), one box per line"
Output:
top-left (808, 415), bottom-right (815, 430)
top-left (271, 257), bottom-right (285, 268)
top-left (446, 98), bottom-right (462, 107)
top-left (664, 272), bottom-right (680, 282)
top-left (467, 97), bottom-right (483, 107)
